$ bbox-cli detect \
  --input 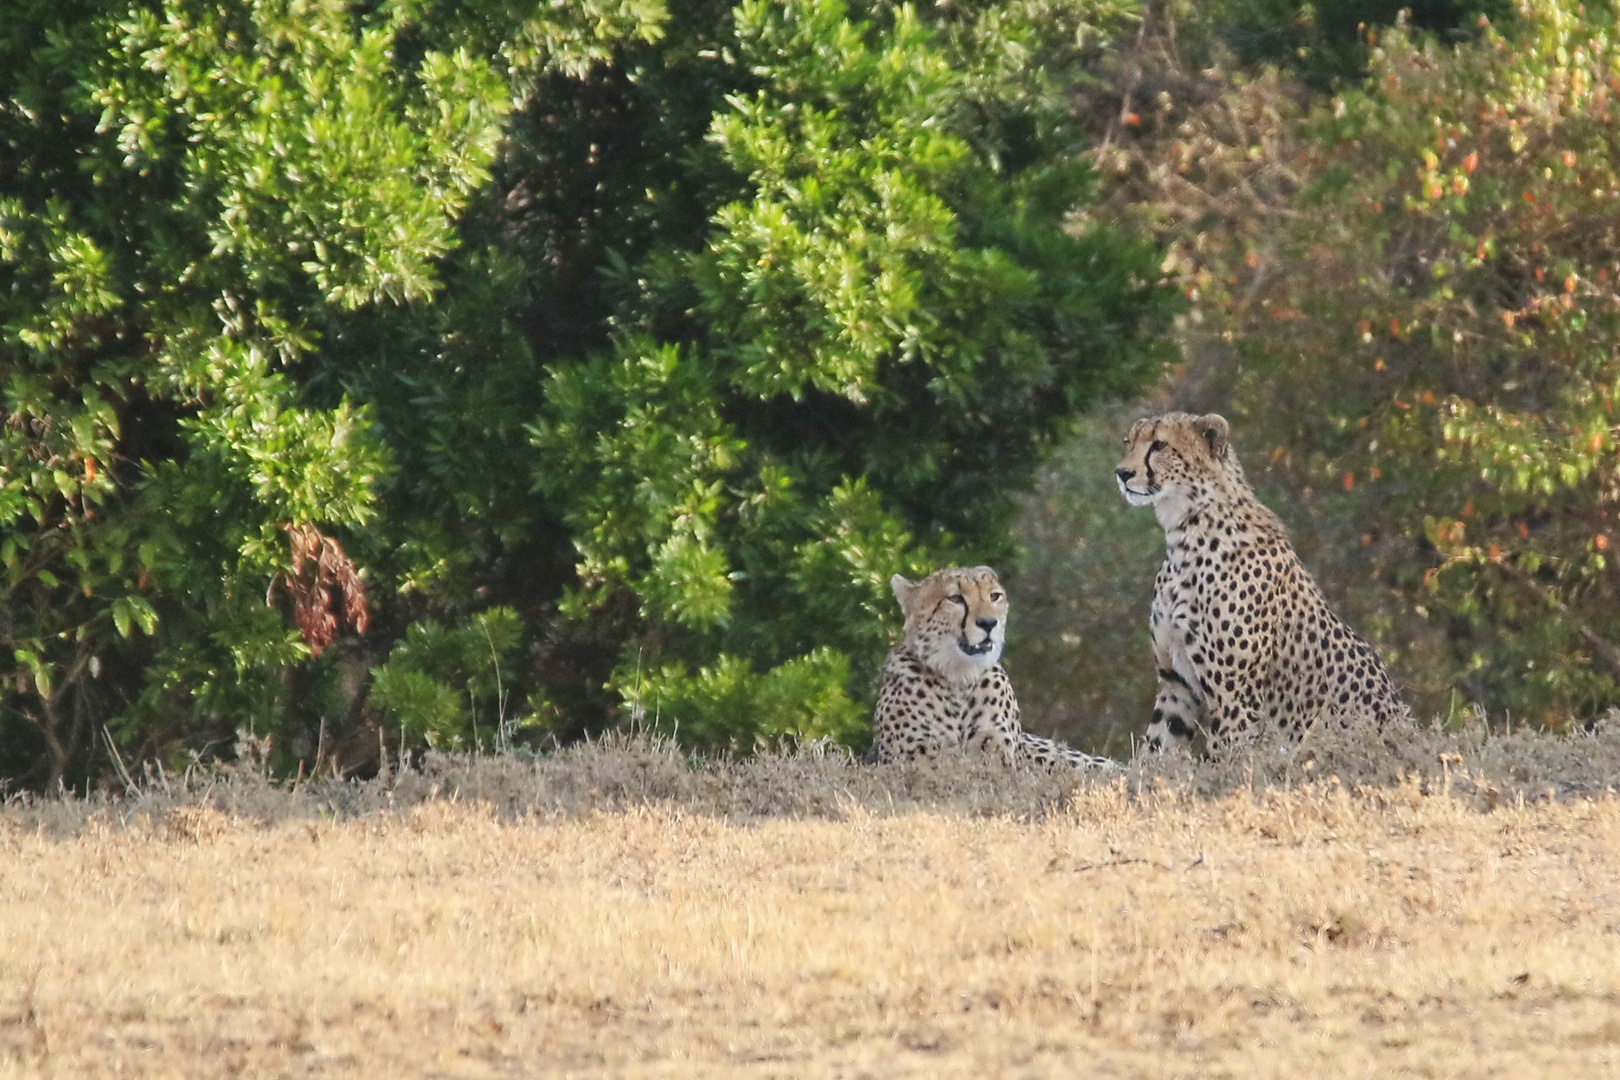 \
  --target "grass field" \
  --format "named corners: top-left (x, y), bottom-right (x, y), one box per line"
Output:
top-left (4, 725), bottom-right (1620, 1078)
